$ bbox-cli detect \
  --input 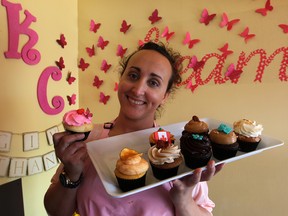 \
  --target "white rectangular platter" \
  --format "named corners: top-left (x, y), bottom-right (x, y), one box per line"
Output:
top-left (87, 118), bottom-right (284, 198)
